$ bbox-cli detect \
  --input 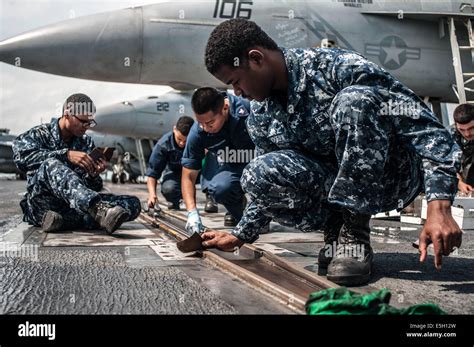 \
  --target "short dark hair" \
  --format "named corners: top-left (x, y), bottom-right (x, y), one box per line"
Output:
top-left (175, 116), bottom-right (194, 136)
top-left (454, 104), bottom-right (474, 124)
top-left (191, 87), bottom-right (225, 115)
top-left (205, 19), bottom-right (278, 74)
top-left (63, 93), bottom-right (96, 117)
